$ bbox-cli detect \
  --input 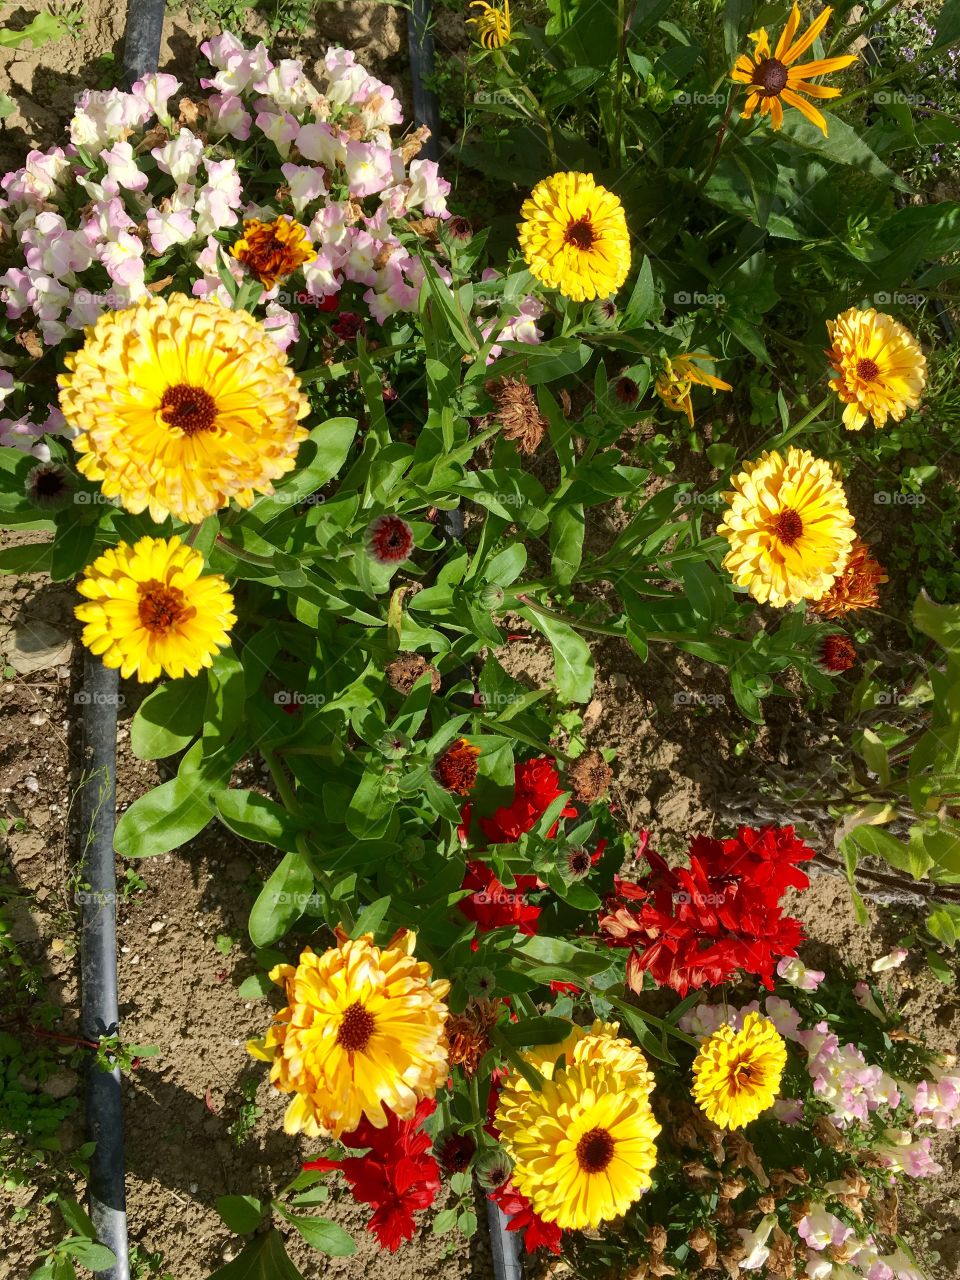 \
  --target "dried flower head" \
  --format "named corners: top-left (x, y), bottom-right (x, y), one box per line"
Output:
top-left (488, 376), bottom-right (547, 455)
top-left (567, 749), bottom-right (613, 803)
top-left (435, 737), bottom-right (481, 795)
top-left (446, 215), bottom-right (474, 242)
top-left (818, 632), bottom-right (857, 673)
top-left (810, 538), bottom-right (888, 618)
top-left (385, 652), bottom-right (441, 695)
top-left (446, 998), bottom-right (501, 1075)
